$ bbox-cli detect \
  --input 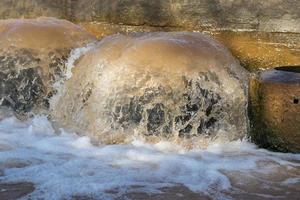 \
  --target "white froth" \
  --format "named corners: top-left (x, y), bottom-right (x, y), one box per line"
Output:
top-left (0, 115), bottom-right (299, 200)
top-left (50, 42), bottom-right (96, 110)
top-left (65, 42), bottom-right (97, 80)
